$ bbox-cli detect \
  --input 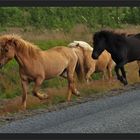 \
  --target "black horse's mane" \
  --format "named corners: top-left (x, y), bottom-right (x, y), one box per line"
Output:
top-left (93, 30), bottom-right (126, 44)
top-left (127, 33), bottom-right (140, 39)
